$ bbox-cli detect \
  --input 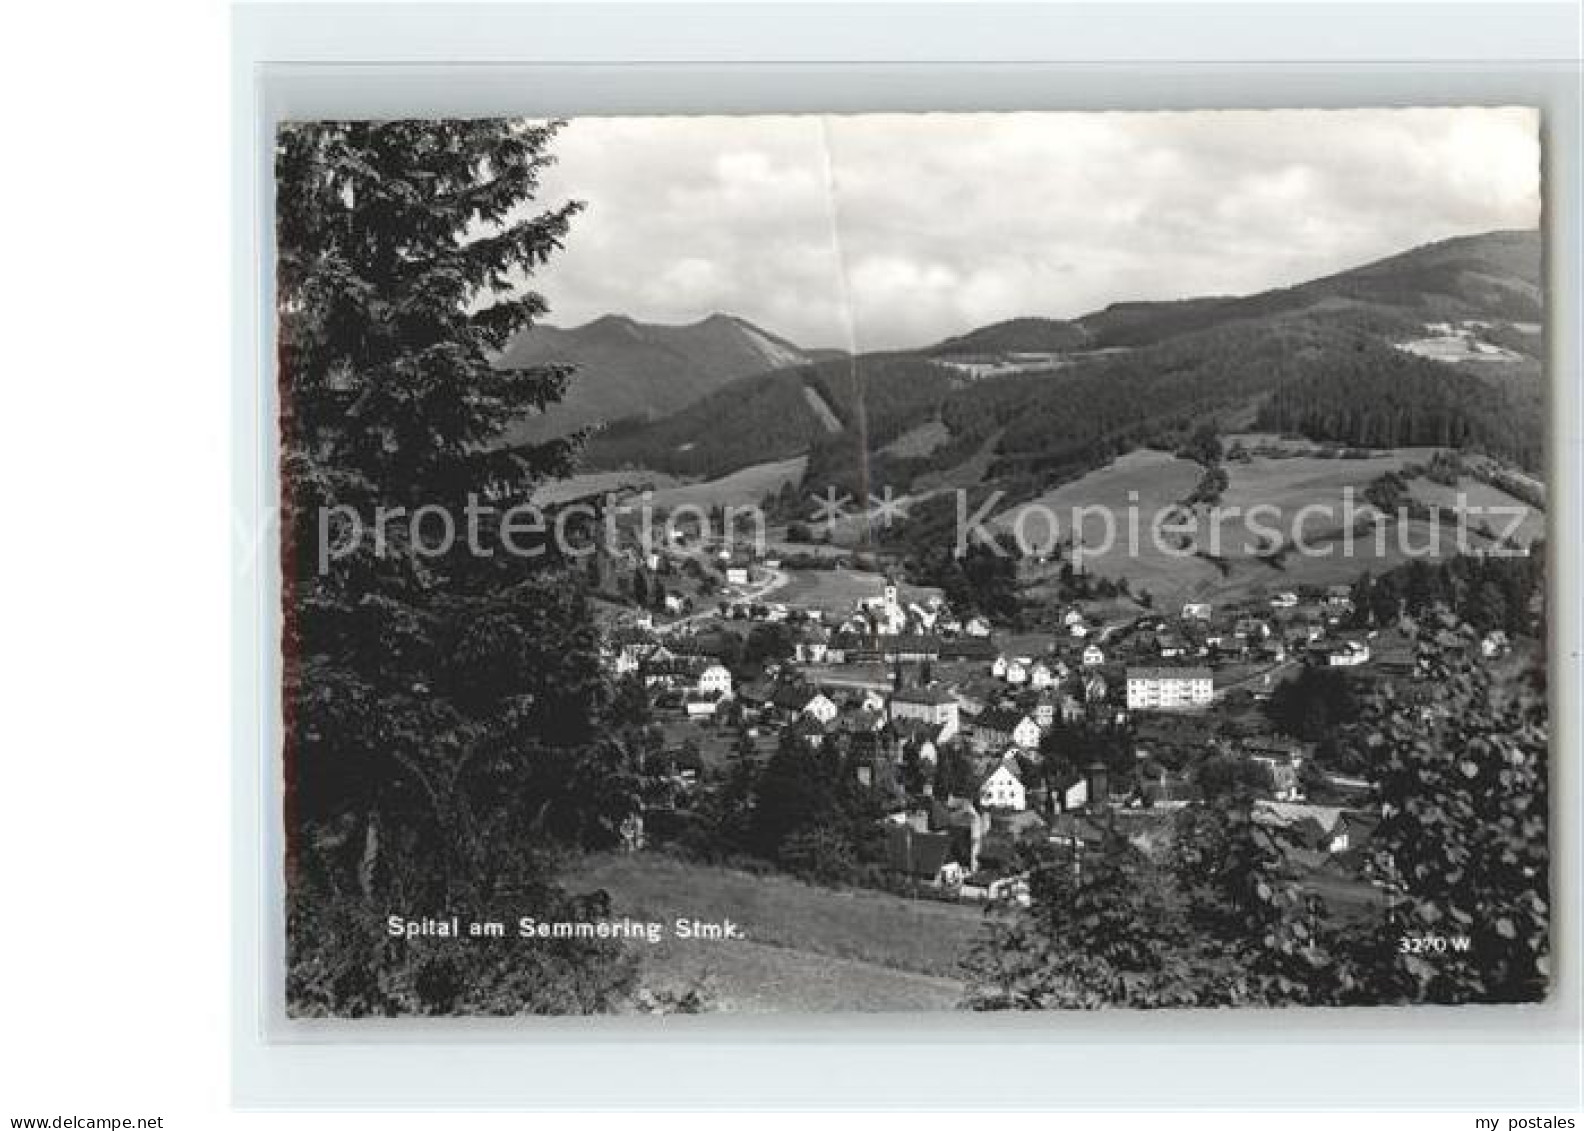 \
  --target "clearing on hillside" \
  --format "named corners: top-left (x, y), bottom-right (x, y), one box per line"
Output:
top-left (646, 456), bottom-right (810, 512)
